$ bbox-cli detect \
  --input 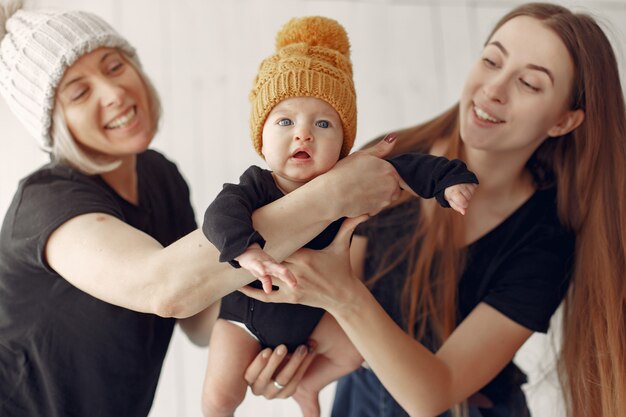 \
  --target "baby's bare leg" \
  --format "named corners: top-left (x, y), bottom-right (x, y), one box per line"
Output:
top-left (202, 319), bottom-right (262, 417)
top-left (293, 313), bottom-right (364, 417)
